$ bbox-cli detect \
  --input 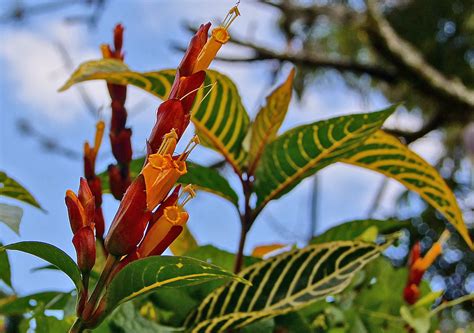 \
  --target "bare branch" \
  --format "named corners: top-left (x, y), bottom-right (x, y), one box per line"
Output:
top-left (366, 0), bottom-right (474, 110)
